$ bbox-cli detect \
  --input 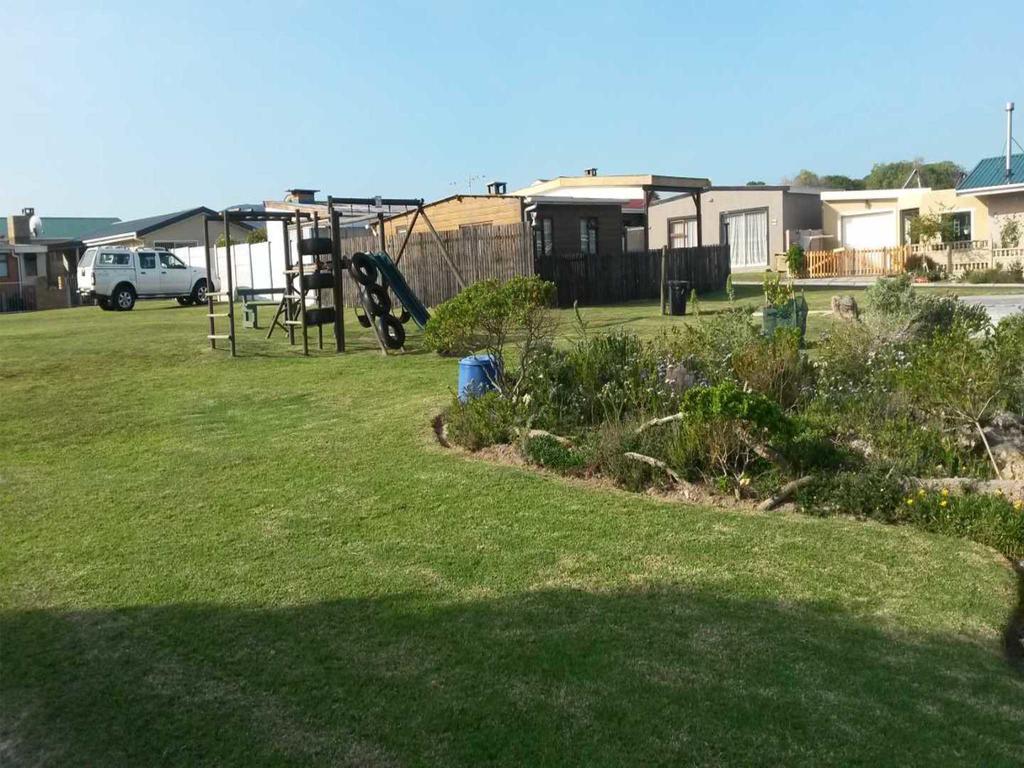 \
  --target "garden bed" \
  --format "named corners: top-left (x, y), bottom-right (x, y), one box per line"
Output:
top-left (429, 275), bottom-right (1024, 560)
